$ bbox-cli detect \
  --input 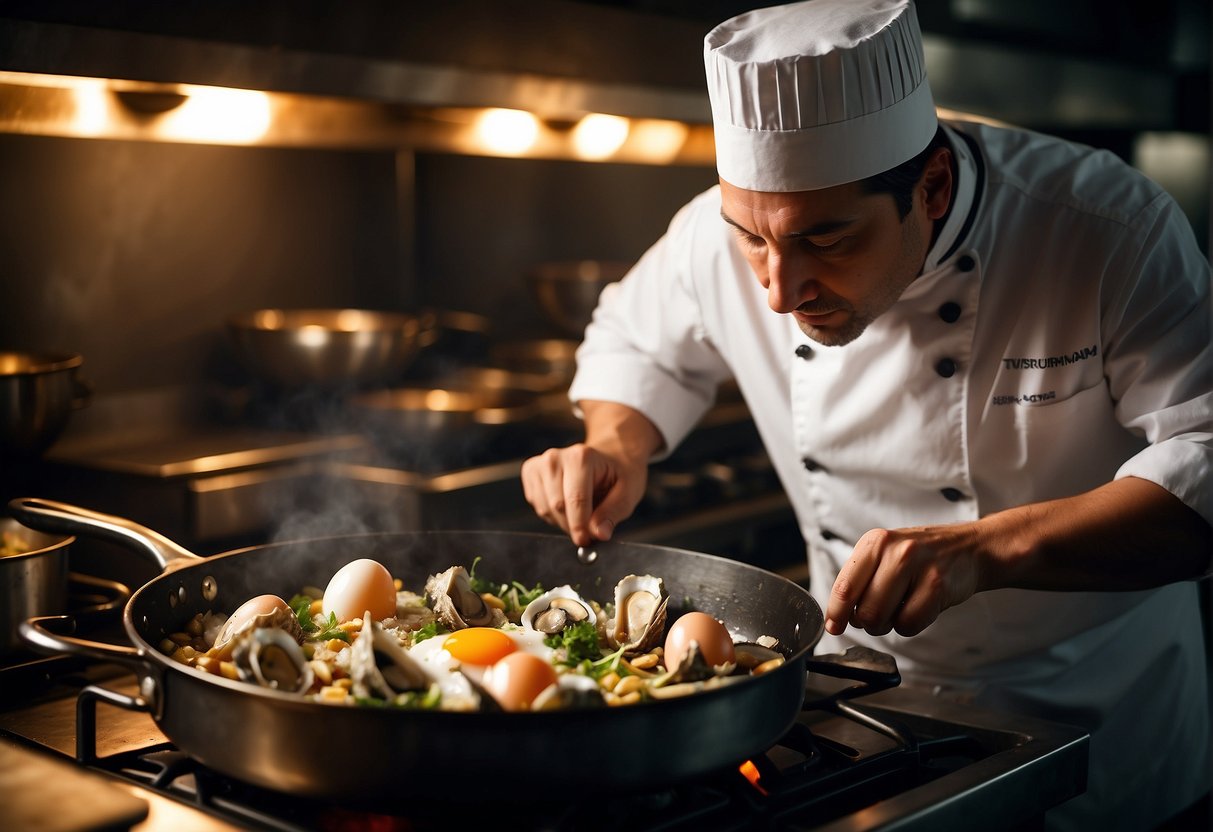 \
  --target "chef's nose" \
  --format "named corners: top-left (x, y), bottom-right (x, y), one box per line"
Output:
top-left (766, 253), bottom-right (818, 314)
